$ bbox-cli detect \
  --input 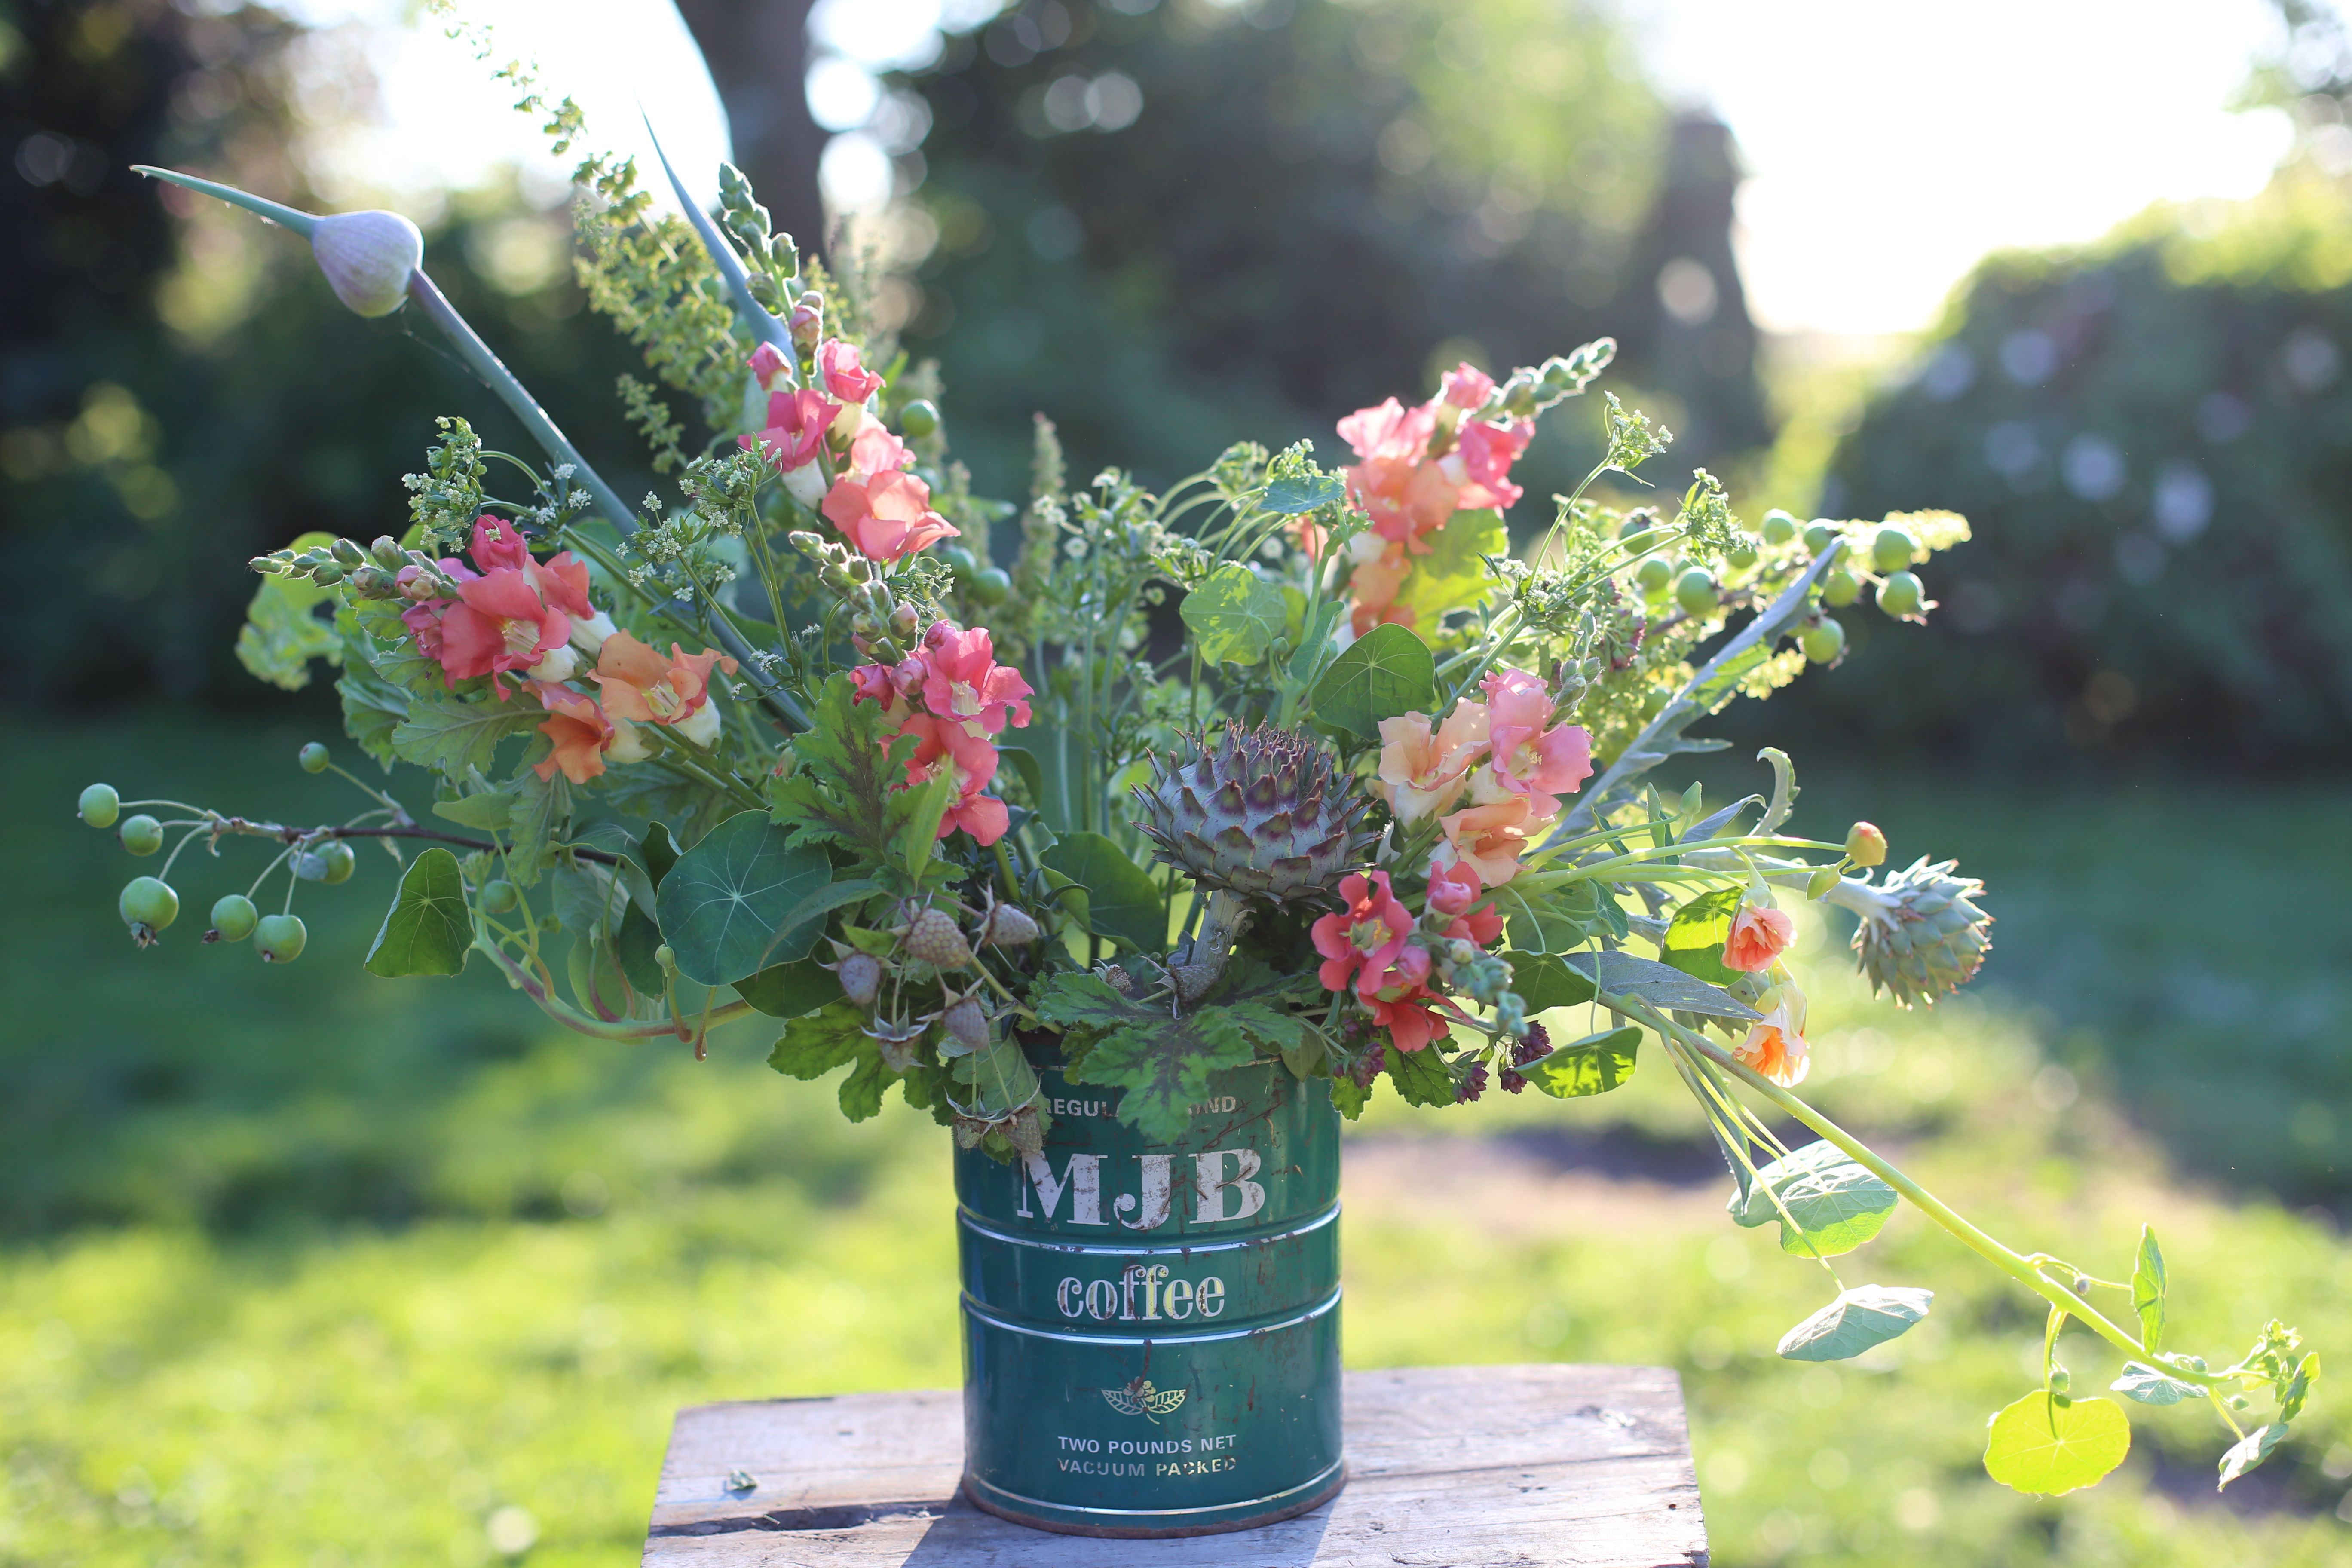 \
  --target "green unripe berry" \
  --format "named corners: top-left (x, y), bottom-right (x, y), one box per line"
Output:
top-left (1877, 570), bottom-right (1924, 618)
top-left (299, 742), bottom-right (330, 773)
top-left (1801, 618), bottom-right (1847, 664)
top-left (1726, 543), bottom-right (1758, 571)
top-left (319, 839), bottom-right (357, 885)
top-left (210, 893), bottom-right (260, 942)
top-left (480, 879), bottom-right (520, 914)
top-left (940, 544), bottom-right (977, 577)
top-left (1803, 521), bottom-right (1839, 557)
top-left (654, 944), bottom-right (677, 972)
top-left (1871, 525), bottom-right (1919, 573)
top-left (900, 398), bottom-right (940, 438)
top-left (1634, 557), bottom-right (1673, 594)
top-left (119, 814), bottom-right (164, 857)
top-left (1674, 569), bottom-right (1718, 616)
top-left (968, 567), bottom-right (1011, 606)
top-left (120, 876), bottom-right (179, 931)
top-left (79, 783), bottom-right (120, 828)
top-left (255, 913), bottom-right (308, 964)
top-left (1761, 508), bottom-right (1798, 544)
top-left (1822, 568), bottom-right (1860, 607)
